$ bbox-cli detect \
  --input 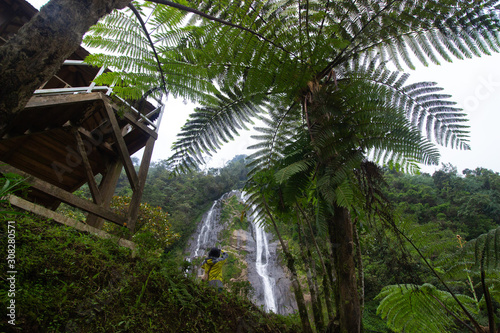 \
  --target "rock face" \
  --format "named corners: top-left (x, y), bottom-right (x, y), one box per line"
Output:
top-left (184, 191), bottom-right (297, 315)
